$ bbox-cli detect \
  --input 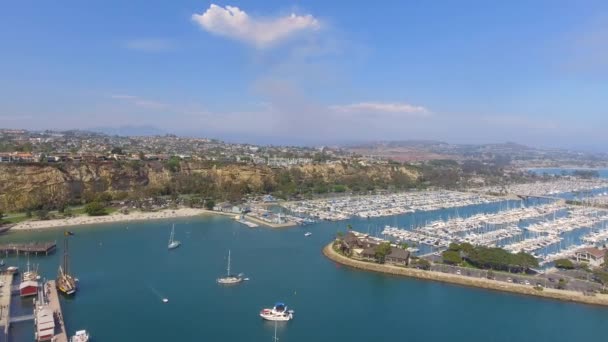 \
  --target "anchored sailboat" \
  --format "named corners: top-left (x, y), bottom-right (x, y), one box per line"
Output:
top-left (168, 224), bottom-right (181, 250)
top-left (57, 234), bottom-right (77, 295)
top-left (217, 250), bottom-right (244, 284)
